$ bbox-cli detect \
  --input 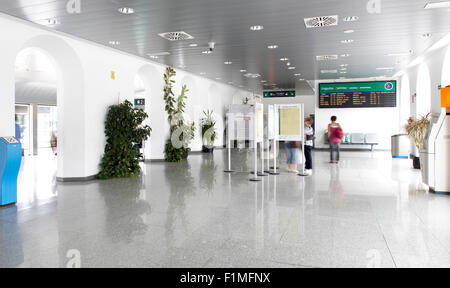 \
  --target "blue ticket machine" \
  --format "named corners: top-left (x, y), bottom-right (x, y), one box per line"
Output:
top-left (0, 137), bottom-right (22, 206)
